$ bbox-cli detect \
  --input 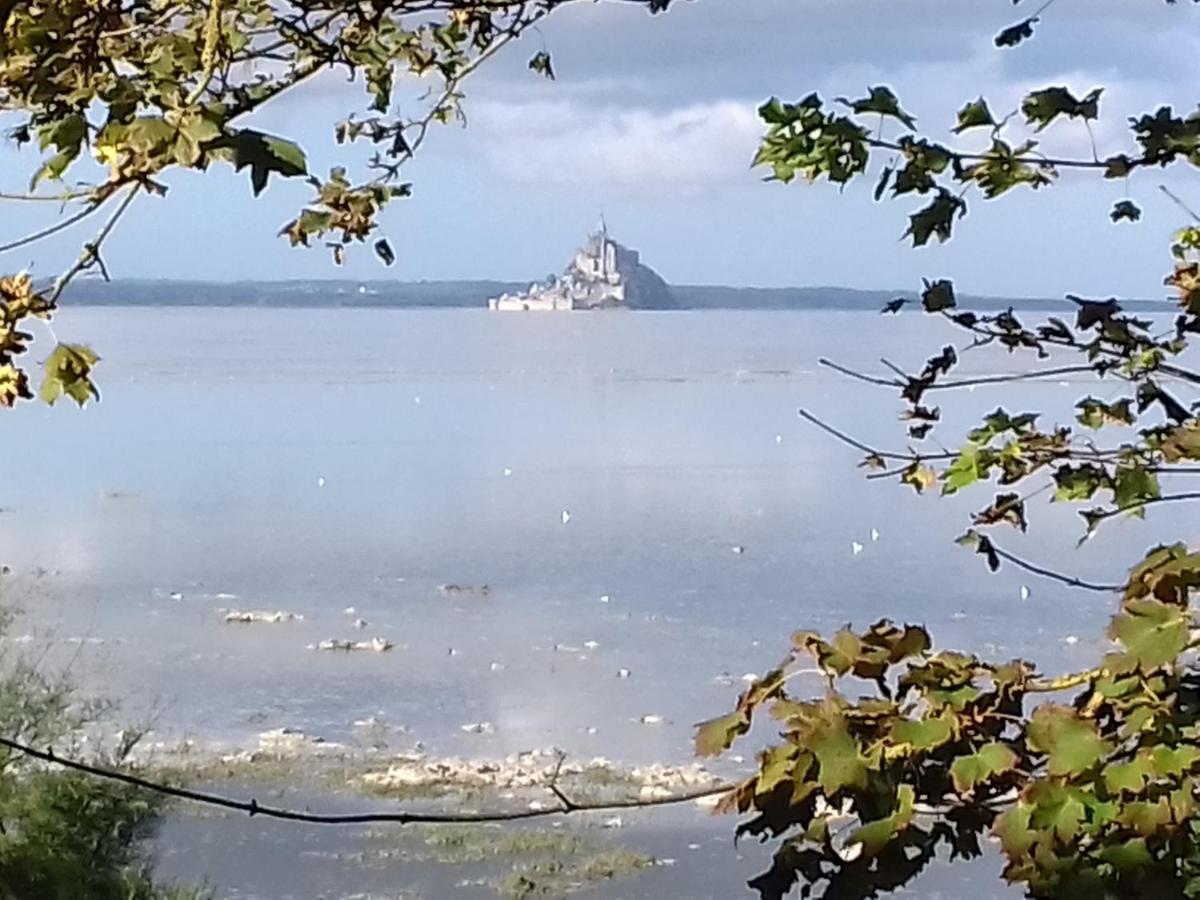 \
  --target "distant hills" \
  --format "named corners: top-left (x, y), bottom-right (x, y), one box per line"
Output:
top-left (62, 279), bottom-right (1170, 313)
